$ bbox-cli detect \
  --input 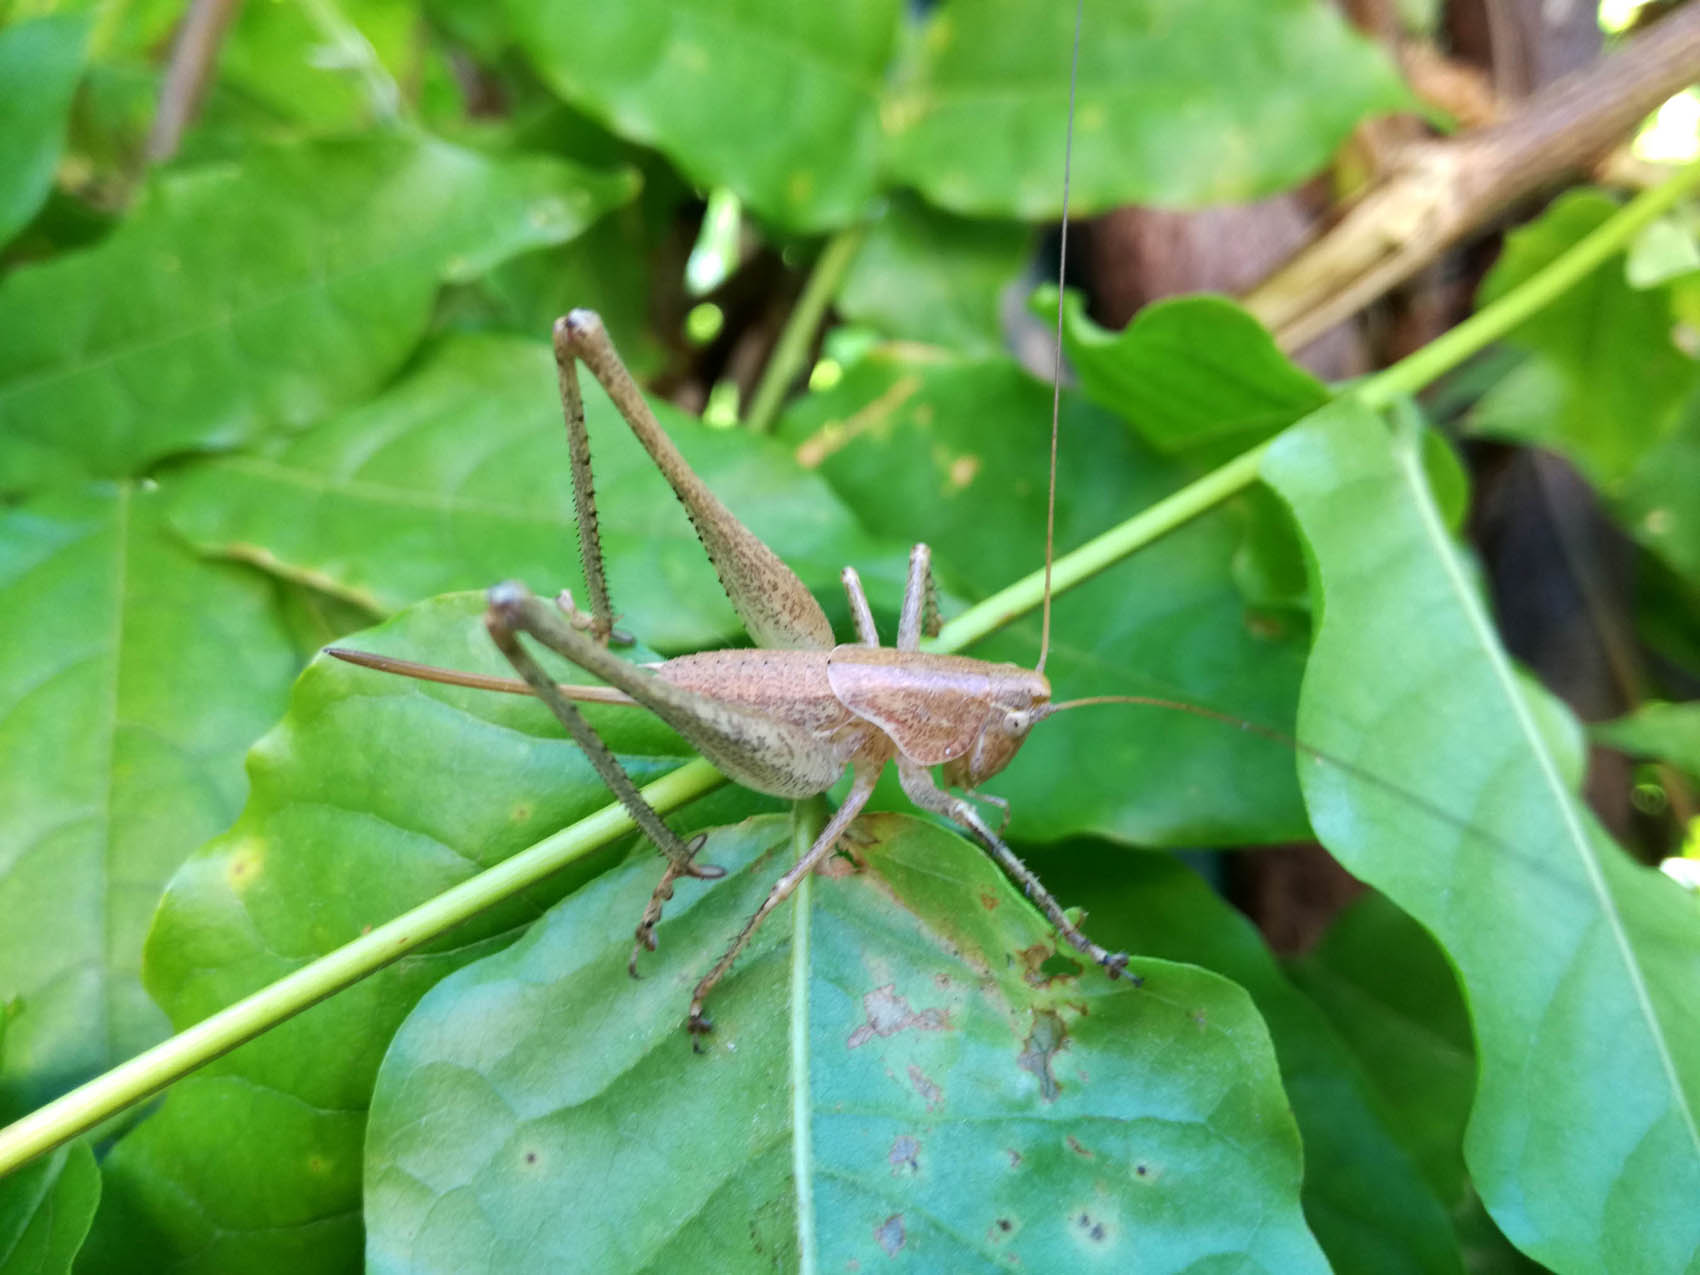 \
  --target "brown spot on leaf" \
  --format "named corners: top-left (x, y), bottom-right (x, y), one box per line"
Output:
top-left (875, 1214), bottom-right (906, 1256)
top-left (1065, 1135), bottom-right (1092, 1158)
top-left (847, 984), bottom-right (951, 1049)
top-left (1017, 1009), bottom-right (1068, 1101)
top-left (1006, 1148), bottom-right (1022, 1168)
top-left (1075, 1212), bottom-right (1108, 1244)
top-left (980, 892), bottom-right (999, 911)
top-left (889, 1135), bottom-right (920, 1176)
top-left (908, 1064), bottom-right (942, 1110)
top-left (990, 1217), bottom-right (1016, 1243)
